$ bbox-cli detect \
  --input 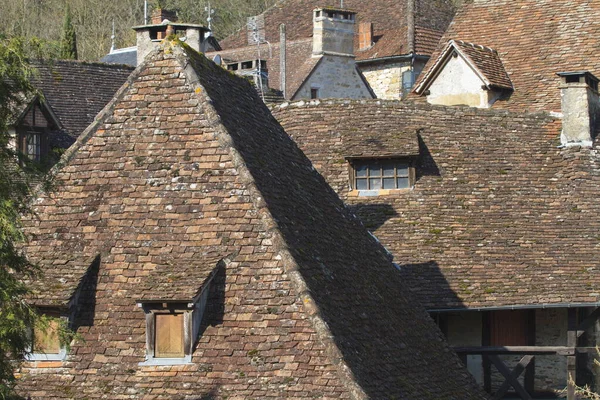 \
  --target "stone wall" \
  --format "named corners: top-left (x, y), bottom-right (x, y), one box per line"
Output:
top-left (361, 62), bottom-right (409, 100)
top-left (535, 308), bottom-right (568, 391)
top-left (446, 312), bottom-right (483, 384)
top-left (293, 55), bottom-right (373, 100)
